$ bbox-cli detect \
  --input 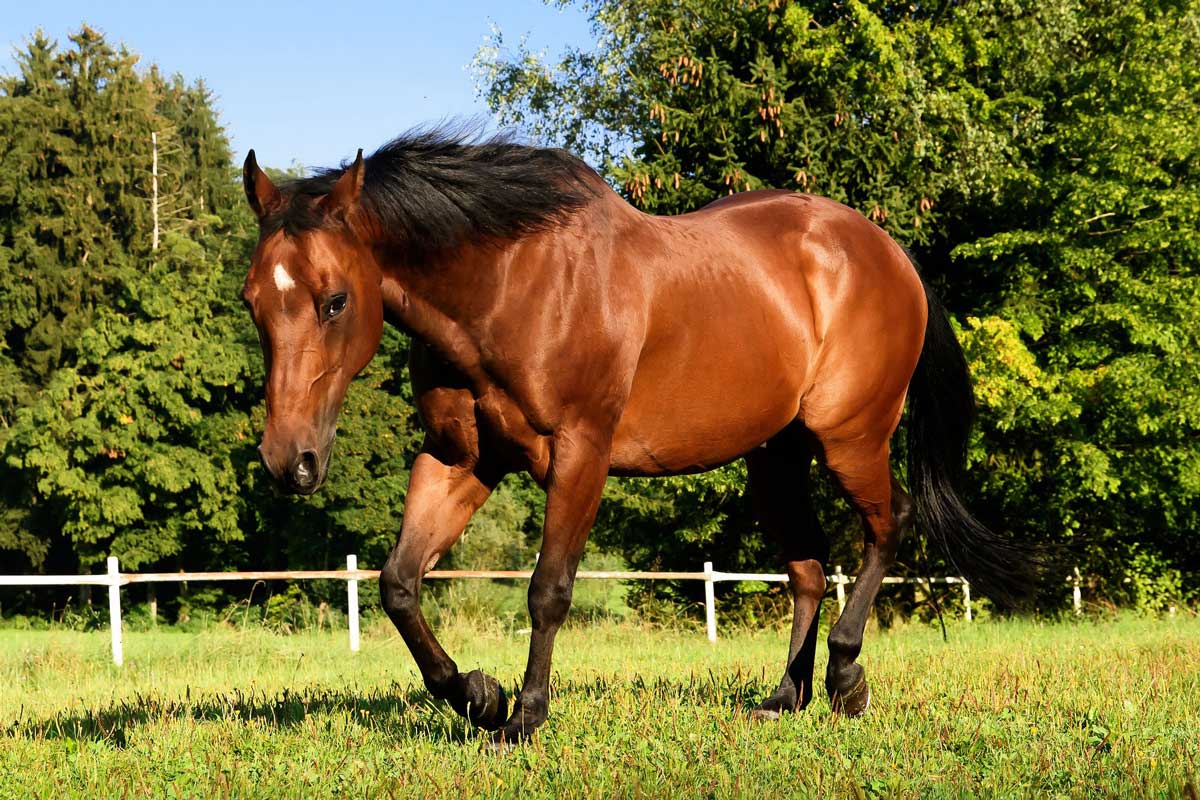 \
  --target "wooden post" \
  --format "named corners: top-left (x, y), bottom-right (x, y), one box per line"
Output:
top-left (151, 132), bottom-right (159, 252)
top-left (703, 561), bottom-right (716, 642)
top-left (148, 583), bottom-right (157, 626)
top-left (346, 554), bottom-right (360, 652)
top-left (1073, 567), bottom-right (1082, 616)
top-left (962, 580), bottom-right (972, 621)
top-left (107, 557), bottom-right (123, 667)
top-left (834, 565), bottom-right (846, 615)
